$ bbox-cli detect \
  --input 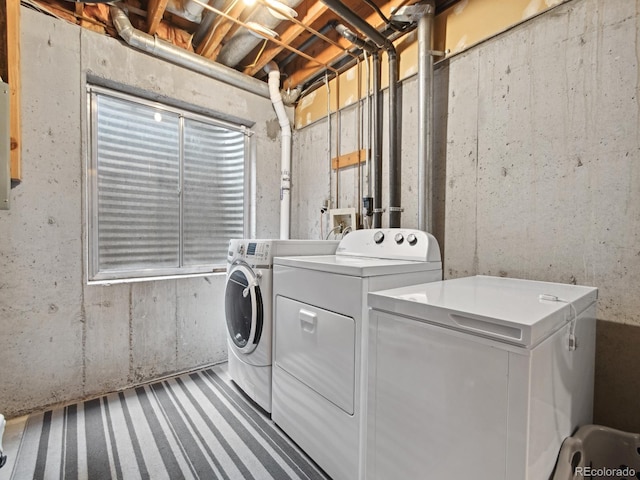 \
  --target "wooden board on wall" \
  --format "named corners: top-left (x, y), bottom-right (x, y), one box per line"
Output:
top-left (332, 149), bottom-right (367, 170)
top-left (0, 0), bottom-right (21, 185)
